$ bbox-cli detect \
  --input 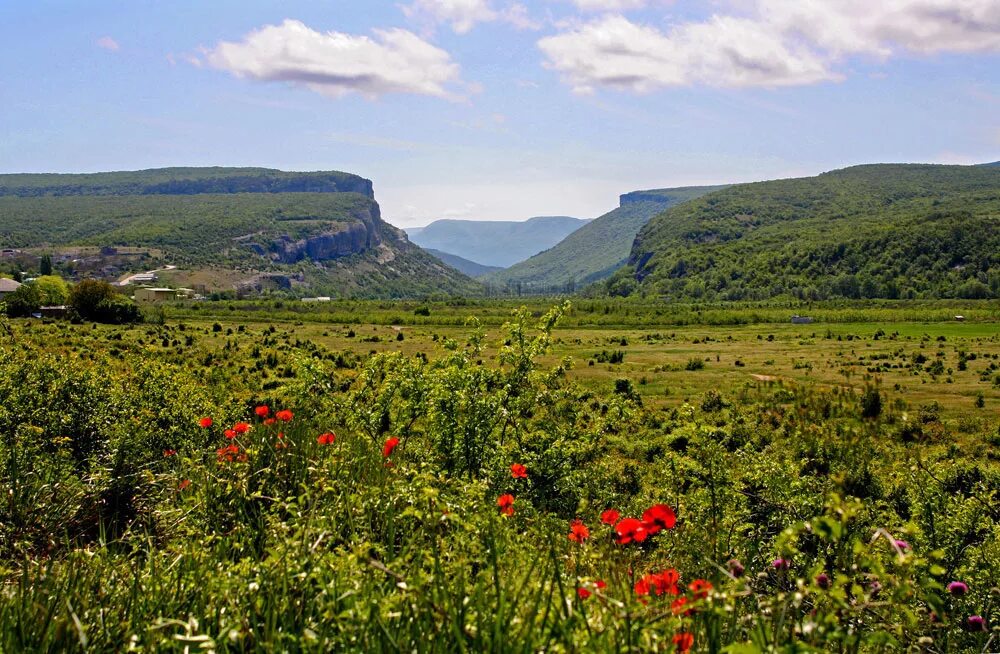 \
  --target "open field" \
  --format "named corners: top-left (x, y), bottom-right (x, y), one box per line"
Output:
top-left (2, 300), bottom-right (999, 651)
